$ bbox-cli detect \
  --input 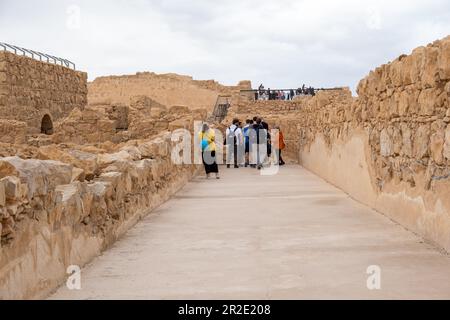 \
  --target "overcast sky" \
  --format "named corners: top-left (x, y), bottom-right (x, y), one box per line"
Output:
top-left (1, 0), bottom-right (449, 92)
